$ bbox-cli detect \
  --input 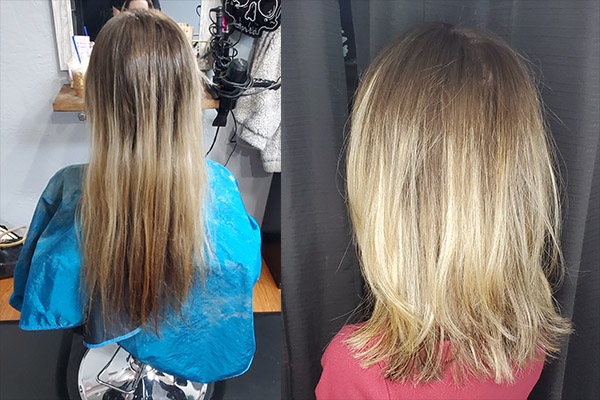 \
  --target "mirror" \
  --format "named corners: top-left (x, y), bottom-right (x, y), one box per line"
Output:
top-left (51, 0), bottom-right (162, 70)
